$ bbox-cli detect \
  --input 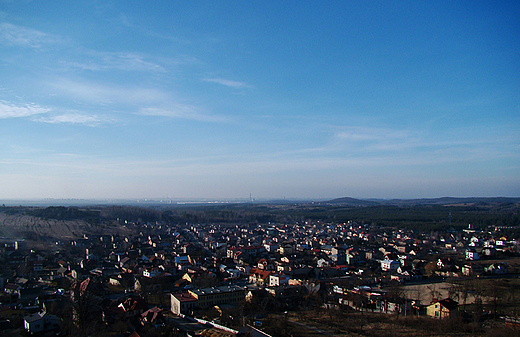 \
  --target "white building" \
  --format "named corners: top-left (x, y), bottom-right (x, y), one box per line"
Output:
top-left (24, 311), bottom-right (60, 333)
top-left (465, 250), bottom-right (480, 261)
top-left (264, 243), bottom-right (279, 253)
top-left (381, 259), bottom-right (400, 272)
top-left (269, 274), bottom-right (290, 287)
